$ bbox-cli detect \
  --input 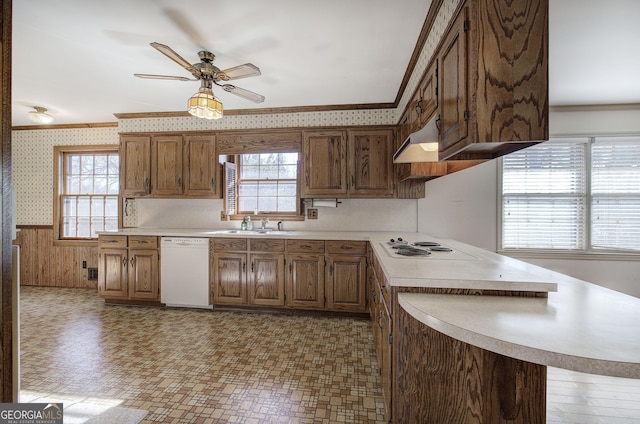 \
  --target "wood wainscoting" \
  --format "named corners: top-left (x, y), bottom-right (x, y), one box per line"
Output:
top-left (14, 226), bottom-right (99, 288)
